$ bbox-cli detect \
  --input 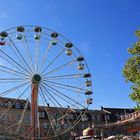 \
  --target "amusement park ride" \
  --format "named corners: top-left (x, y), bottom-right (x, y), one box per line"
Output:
top-left (0, 25), bottom-right (93, 139)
